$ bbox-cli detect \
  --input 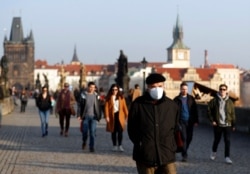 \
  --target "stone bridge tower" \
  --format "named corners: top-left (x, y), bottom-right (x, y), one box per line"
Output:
top-left (3, 17), bottom-right (35, 90)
